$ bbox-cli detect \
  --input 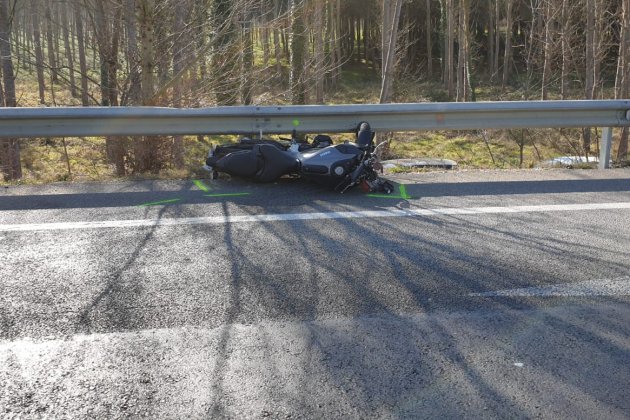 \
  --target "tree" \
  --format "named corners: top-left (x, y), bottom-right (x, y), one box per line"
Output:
top-left (31, 0), bottom-right (46, 104)
top-left (426, 0), bottom-right (433, 78)
top-left (502, 0), bottom-right (513, 87)
top-left (212, 0), bottom-right (240, 105)
top-left (541, 0), bottom-right (554, 100)
top-left (60, 0), bottom-right (77, 98)
top-left (616, 0), bottom-right (630, 160)
top-left (379, 0), bottom-right (403, 103)
top-left (583, 0), bottom-right (596, 154)
top-left (172, 0), bottom-right (190, 169)
top-left (456, 0), bottom-right (472, 102)
top-left (314, 0), bottom-right (324, 103)
top-left (74, 0), bottom-right (90, 106)
top-left (44, 0), bottom-right (58, 83)
top-left (123, 0), bottom-right (141, 106)
top-left (138, 0), bottom-right (155, 105)
top-left (444, 0), bottom-right (455, 96)
top-left (134, 0), bottom-right (167, 173)
top-left (560, 0), bottom-right (571, 99)
top-left (0, 0), bottom-right (21, 180)
top-left (242, 18), bottom-right (254, 105)
top-left (290, 0), bottom-right (306, 104)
